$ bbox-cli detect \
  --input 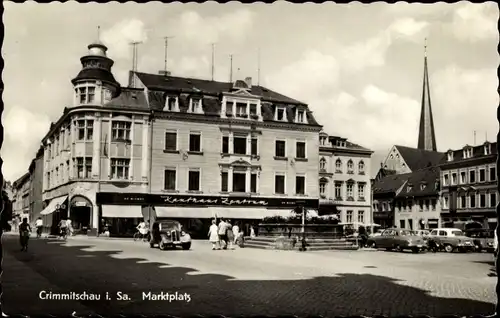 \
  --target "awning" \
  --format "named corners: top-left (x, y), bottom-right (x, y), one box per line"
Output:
top-left (488, 218), bottom-right (498, 223)
top-left (102, 205), bottom-right (143, 218)
top-left (40, 195), bottom-right (68, 215)
top-left (209, 207), bottom-right (294, 219)
top-left (155, 206), bottom-right (215, 219)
